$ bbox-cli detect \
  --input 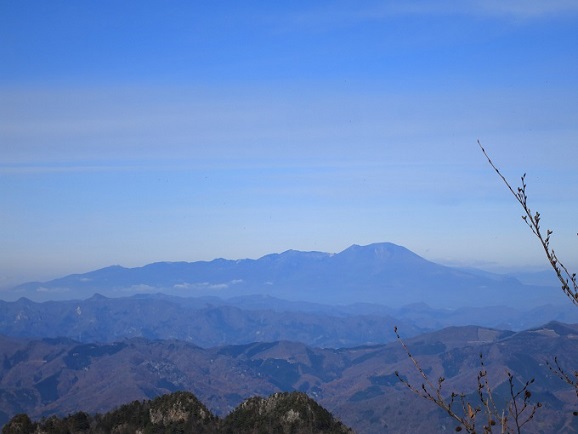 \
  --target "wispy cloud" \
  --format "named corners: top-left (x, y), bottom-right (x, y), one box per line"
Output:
top-left (173, 281), bottom-right (239, 291)
top-left (384, 0), bottom-right (578, 18)
top-left (467, 0), bottom-right (578, 19)
top-left (281, 0), bottom-right (578, 30)
top-left (2, 84), bottom-right (576, 170)
top-left (0, 164), bottom-right (145, 175)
